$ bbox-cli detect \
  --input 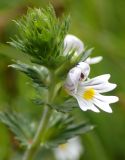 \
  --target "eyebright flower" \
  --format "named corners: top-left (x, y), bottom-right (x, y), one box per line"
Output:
top-left (64, 34), bottom-right (118, 112)
top-left (63, 34), bottom-right (103, 64)
top-left (65, 62), bottom-right (90, 94)
top-left (66, 73), bottom-right (119, 113)
top-left (64, 34), bottom-right (84, 55)
top-left (54, 137), bottom-right (83, 160)
top-left (64, 34), bottom-right (103, 65)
